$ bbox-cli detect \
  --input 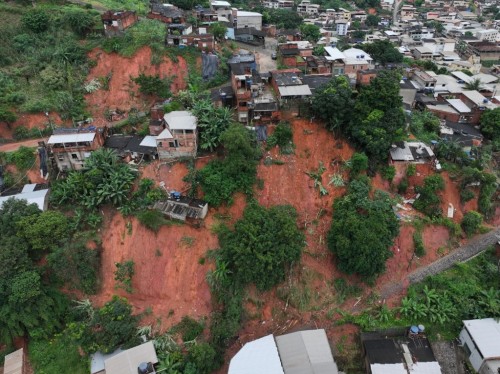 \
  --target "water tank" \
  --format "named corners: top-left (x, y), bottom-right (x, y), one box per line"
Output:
top-left (410, 325), bottom-right (419, 334)
top-left (137, 362), bottom-right (154, 374)
top-left (418, 324), bottom-right (425, 332)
